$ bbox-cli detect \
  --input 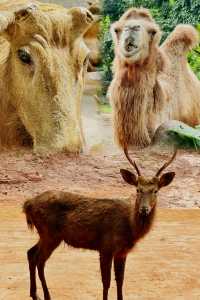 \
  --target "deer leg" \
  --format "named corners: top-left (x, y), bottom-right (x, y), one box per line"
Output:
top-left (114, 256), bottom-right (126, 300)
top-left (37, 240), bottom-right (61, 300)
top-left (100, 252), bottom-right (113, 300)
top-left (27, 243), bottom-right (41, 300)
